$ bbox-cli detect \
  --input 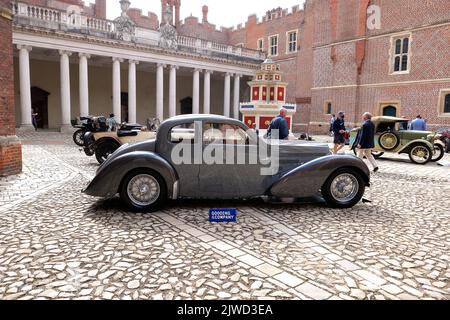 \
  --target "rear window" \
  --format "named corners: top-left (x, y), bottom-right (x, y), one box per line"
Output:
top-left (169, 123), bottom-right (196, 143)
